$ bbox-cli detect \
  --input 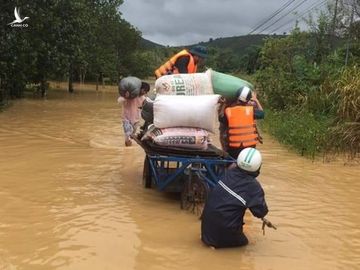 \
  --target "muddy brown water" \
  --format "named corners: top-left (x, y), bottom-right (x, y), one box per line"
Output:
top-left (0, 85), bottom-right (359, 270)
